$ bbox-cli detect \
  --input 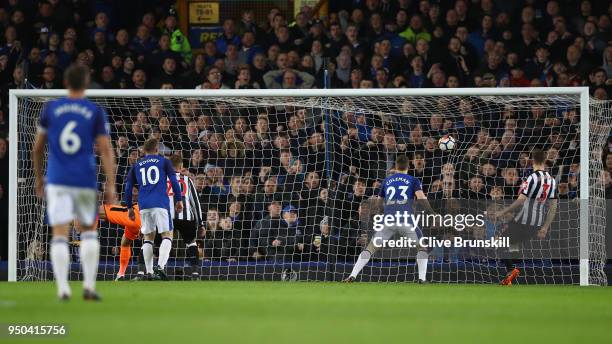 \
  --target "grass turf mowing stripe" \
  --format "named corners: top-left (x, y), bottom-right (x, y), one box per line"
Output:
top-left (0, 282), bottom-right (610, 344)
